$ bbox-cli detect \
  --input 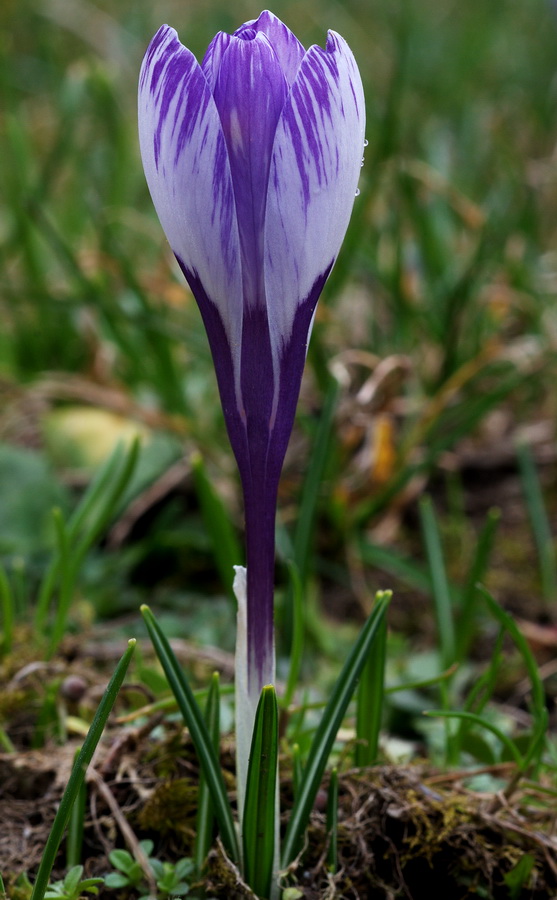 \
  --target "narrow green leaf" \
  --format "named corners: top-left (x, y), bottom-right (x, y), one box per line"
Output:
top-left (479, 588), bottom-right (545, 724)
top-left (456, 508), bottom-right (500, 660)
top-left (282, 561), bottom-right (304, 712)
top-left (419, 495), bottom-right (455, 668)
top-left (191, 453), bottom-right (242, 599)
top-left (454, 631), bottom-right (504, 756)
top-left (0, 725), bottom-right (15, 753)
top-left (326, 768), bottom-right (338, 874)
top-left (140, 606), bottom-right (239, 863)
top-left (517, 442), bottom-right (557, 605)
top-left (30, 639), bottom-right (136, 900)
top-left (292, 744), bottom-right (303, 799)
top-left (66, 442), bottom-right (127, 541)
top-left (424, 709), bottom-right (523, 765)
top-left (283, 379), bottom-right (339, 650)
top-left (504, 853), bottom-right (535, 900)
top-left (294, 379), bottom-right (339, 584)
top-left (72, 437), bottom-right (140, 559)
top-left (0, 564), bottom-right (14, 656)
top-left (358, 537), bottom-right (431, 595)
top-left (66, 748), bottom-right (86, 868)
top-left (281, 591), bottom-right (390, 867)
top-left (45, 509), bottom-right (71, 659)
top-left (194, 672), bottom-right (220, 874)
top-left (519, 708), bottom-right (549, 774)
top-left (40, 440), bottom-right (140, 656)
top-left (243, 685), bottom-right (279, 900)
top-left (34, 551), bottom-right (62, 636)
top-left (386, 663), bottom-right (458, 695)
top-left (355, 613), bottom-right (387, 767)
